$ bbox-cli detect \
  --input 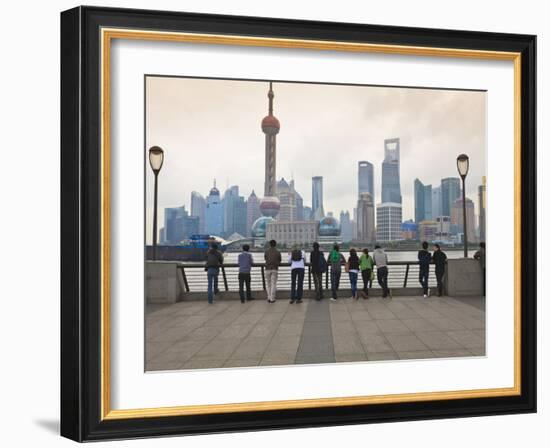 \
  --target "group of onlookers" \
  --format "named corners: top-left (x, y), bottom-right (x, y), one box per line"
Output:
top-left (204, 240), bottom-right (486, 304)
